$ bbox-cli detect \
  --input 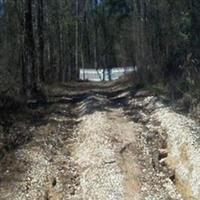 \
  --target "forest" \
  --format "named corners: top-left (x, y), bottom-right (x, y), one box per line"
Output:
top-left (0, 1), bottom-right (200, 199)
top-left (0, 0), bottom-right (200, 100)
